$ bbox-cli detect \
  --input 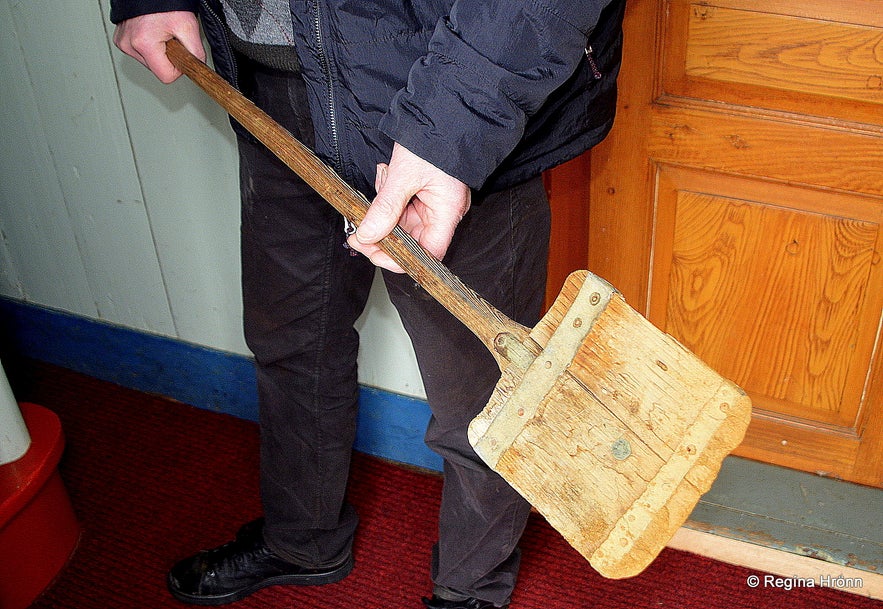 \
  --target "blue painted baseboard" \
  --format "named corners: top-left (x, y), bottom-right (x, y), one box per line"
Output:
top-left (0, 297), bottom-right (442, 471)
